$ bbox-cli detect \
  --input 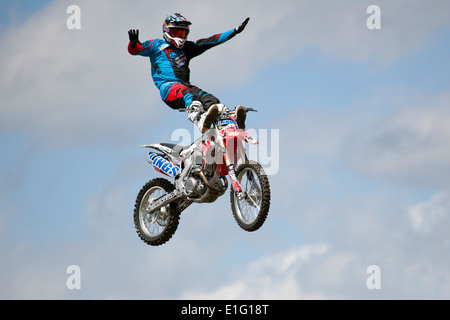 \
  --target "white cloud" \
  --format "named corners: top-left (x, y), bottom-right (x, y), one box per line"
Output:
top-left (409, 191), bottom-right (450, 235)
top-left (181, 244), bottom-right (330, 300)
top-left (303, 0), bottom-right (450, 64)
top-left (3, 104), bottom-right (450, 299)
top-left (2, 0), bottom-right (449, 146)
top-left (0, 1), bottom-right (164, 146)
top-left (2, 0), bottom-right (450, 300)
top-left (344, 92), bottom-right (450, 187)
